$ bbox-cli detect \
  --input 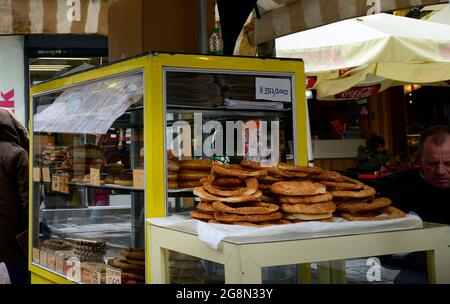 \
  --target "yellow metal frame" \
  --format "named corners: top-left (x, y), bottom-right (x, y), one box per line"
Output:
top-left (28, 53), bottom-right (307, 284)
